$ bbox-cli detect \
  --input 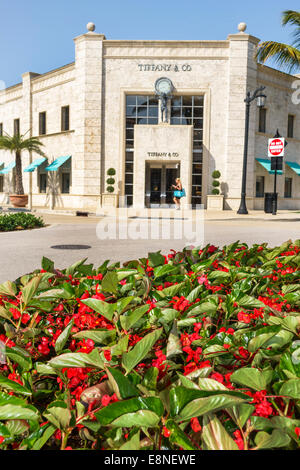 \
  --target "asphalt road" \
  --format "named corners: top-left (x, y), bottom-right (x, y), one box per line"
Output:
top-left (0, 214), bottom-right (299, 282)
